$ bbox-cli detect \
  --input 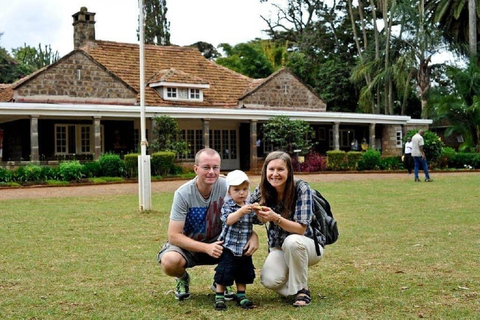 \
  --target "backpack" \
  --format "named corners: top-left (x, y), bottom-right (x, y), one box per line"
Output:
top-left (295, 179), bottom-right (339, 255)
